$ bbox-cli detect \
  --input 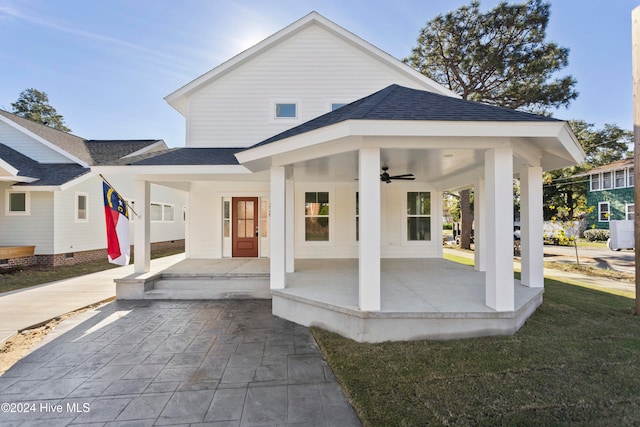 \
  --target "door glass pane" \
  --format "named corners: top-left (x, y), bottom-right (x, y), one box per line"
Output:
top-left (246, 201), bottom-right (254, 220)
top-left (224, 201), bottom-right (230, 219)
top-left (261, 200), bottom-right (268, 237)
top-left (238, 201), bottom-right (245, 219)
top-left (238, 220), bottom-right (246, 237)
top-left (247, 220), bottom-right (254, 237)
top-left (223, 220), bottom-right (230, 237)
